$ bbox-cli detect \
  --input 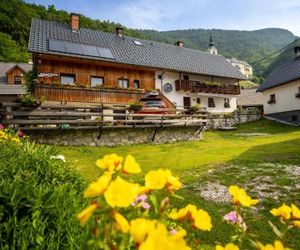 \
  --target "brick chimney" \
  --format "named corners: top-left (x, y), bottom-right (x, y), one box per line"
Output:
top-left (116, 27), bottom-right (124, 38)
top-left (294, 46), bottom-right (300, 58)
top-left (70, 13), bottom-right (79, 32)
top-left (176, 41), bottom-right (184, 48)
